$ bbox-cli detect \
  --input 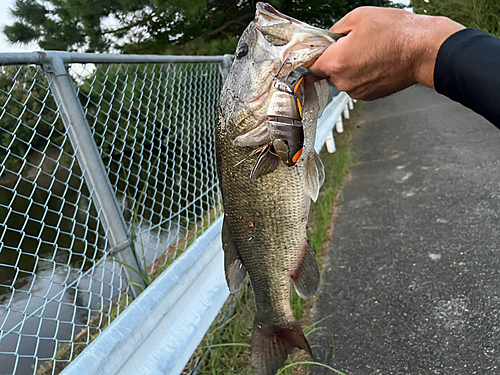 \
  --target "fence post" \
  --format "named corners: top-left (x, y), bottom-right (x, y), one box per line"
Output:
top-left (39, 51), bottom-right (146, 299)
top-left (220, 54), bottom-right (233, 82)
